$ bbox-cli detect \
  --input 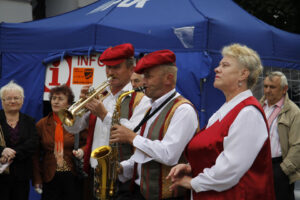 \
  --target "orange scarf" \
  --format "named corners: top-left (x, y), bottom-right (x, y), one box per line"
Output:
top-left (53, 112), bottom-right (64, 167)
